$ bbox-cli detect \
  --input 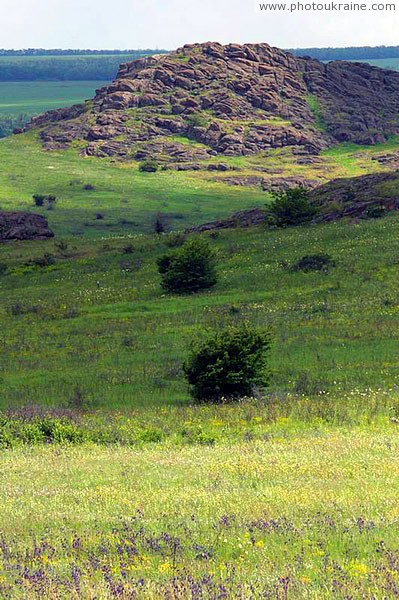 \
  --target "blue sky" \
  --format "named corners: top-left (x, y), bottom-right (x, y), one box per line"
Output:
top-left (2, 0), bottom-right (398, 49)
